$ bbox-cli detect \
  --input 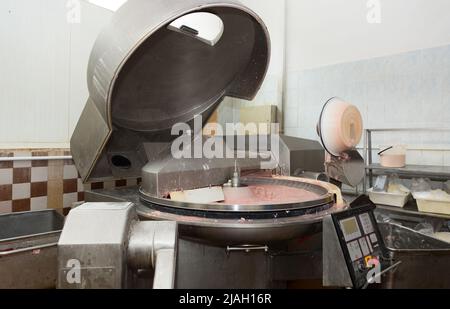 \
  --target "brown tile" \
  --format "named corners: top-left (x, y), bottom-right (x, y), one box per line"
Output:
top-left (32, 160), bottom-right (48, 167)
top-left (137, 178), bottom-right (142, 185)
top-left (0, 184), bottom-right (12, 201)
top-left (12, 199), bottom-right (31, 212)
top-left (47, 180), bottom-right (63, 209)
top-left (91, 182), bottom-right (104, 190)
top-left (63, 208), bottom-right (71, 216)
top-left (115, 179), bottom-right (127, 187)
top-left (31, 182), bottom-right (48, 198)
top-left (78, 192), bottom-right (85, 202)
top-left (32, 151), bottom-right (49, 167)
top-left (48, 149), bottom-right (65, 156)
top-left (0, 161), bottom-right (13, 169)
top-left (13, 168), bottom-right (31, 184)
top-left (63, 179), bottom-right (78, 193)
top-left (0, 153), bottom-right (13, 169)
